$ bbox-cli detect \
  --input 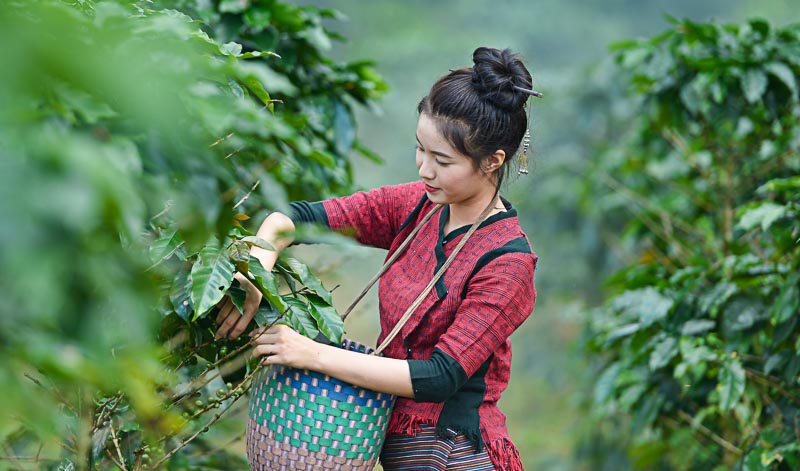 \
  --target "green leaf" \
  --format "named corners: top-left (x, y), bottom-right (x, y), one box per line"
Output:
top-left (190, 240), bottom-right (235, 319)
top-left (306, 294), bottom-right (344, 346)
top-left (736, 202), bottom-right (787, 231)
top-left (649, 337), bottom-right (678, 370)
top-left (220, 41), bottom-right (243, 57)
top-left (717, 358), bottom-right (745, 412)
top-left (771, 273), bottom-right (800, 324)
top-left (236, 62), bottom-right (296, 96)
top-left (226, 283), bottom-right (247, 315)
top-left (254, 302), bottom-right (281, 327)
top-left (741, 69), bottom-right (768, 103)
top-left (611, 288), bottom-right (674, 327)
top-left (594, 362), bottom-right (622, 406)
top-left (169, 270), bottom-right (192, 322)
top-left (283, 297), bottom-right (319, 340)
top-left (227, 240), bottom-right (250, 266)
top-left (54, 82), bottom-right (117, 124)
top-left (757, 176), bottom-right (800, 195)
top-left (149, 227), bottom-right (183, 264)
top-left (219, 0), bottom-right (248, 13)
top-left (742, 448), bottom-right (763, 471)
top-left (239, 50), bottom-right (281, 60)
top-left (764, 352), bottom-right (789, 375)
top-left (248, 257), bottom-right (288, 314)
top-left (631, 392), bottom-right (663, 434)
top-left (681, 319), bottom-right (716, 336)
top-left (280, 257), bottom-right (333, 305)
top-left (765, 62), bottom-right (798, 98)
top-left (605, 323), bottom-right (641, 344)
top-left (241, 236), bottom-right (275, 251)
top-left (243, 75), bottom-right (272, 106)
